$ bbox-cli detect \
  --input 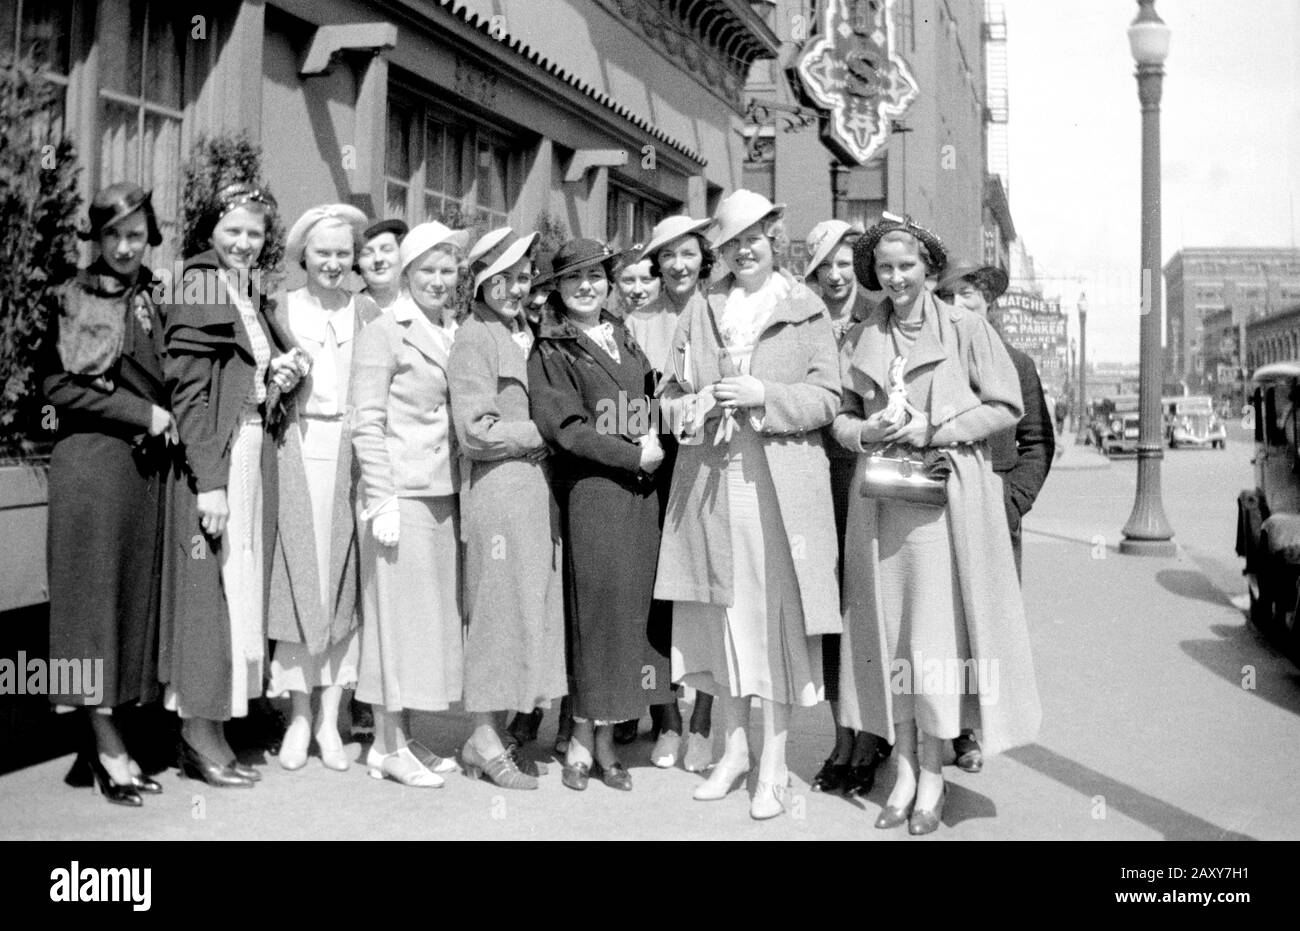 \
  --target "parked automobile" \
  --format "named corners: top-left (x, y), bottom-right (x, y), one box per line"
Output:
top-left (1098, 395), bottom-right (1140, 456)
top-left (1163, 394), bottom-right (1227, 449)
top-left (1236, 362), bottom-right (1300, 667)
